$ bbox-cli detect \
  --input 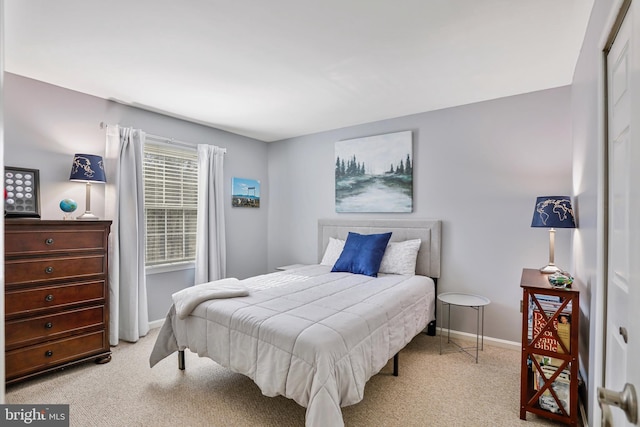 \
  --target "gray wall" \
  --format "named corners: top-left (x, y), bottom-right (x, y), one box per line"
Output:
top-left (267, 86), bottom-right (574, 344)
top-left (570, 0), bottom-right (616, 422)
top-left (4, 73), bottom-right (269, 322)
top-left (4, 73), bottom-right (575, 343)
